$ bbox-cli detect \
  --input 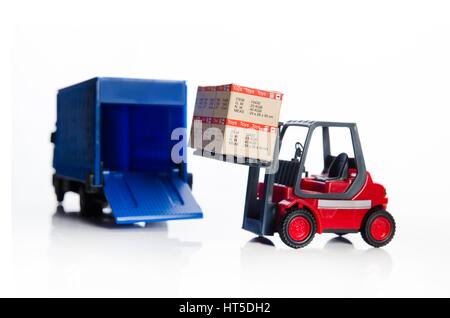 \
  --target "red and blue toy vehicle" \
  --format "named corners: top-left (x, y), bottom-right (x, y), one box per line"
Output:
top-left (240, 120), bottom-right (395, 248)
top-left (51, 78), bottom-right (394, 249)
